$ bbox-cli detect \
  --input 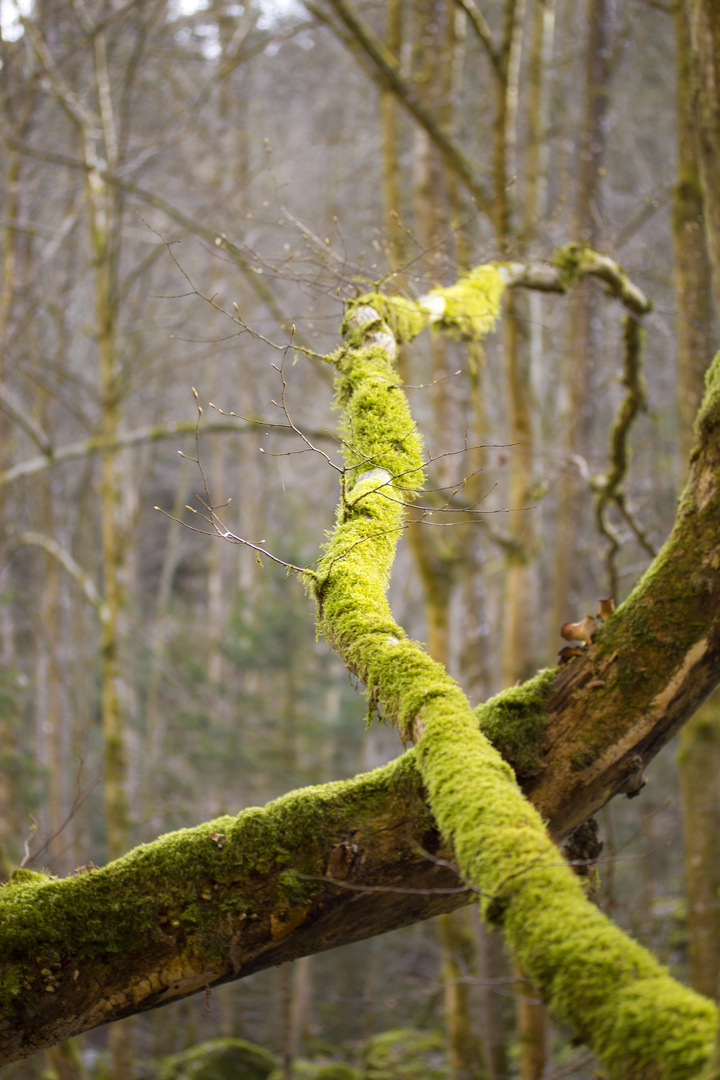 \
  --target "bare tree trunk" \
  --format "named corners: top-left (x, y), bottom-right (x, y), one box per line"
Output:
top-left (523, 0), bottom-right (555, 247)
top-left (512, 959), bottom-right (547, 1080)
top-left (685, 0), bottom-right (720, 315)
top-left (381, 0), bottom-right (406, 270)
top-left (289, 957), bottom-right (313, 1060)
top-left (674, 2), bottom-right (715, 469)
top-left (674, 1), bottom-right (720, 1005)
top-left (0, 136), bottom-right (25, 877)
top-left (476, 922), bottom-right (511, 1080)
top-left (494, 4), bottom-right (549, 1071)
top-left (439, 907), bottom-right (486, 1080)
top-left (552, 0), bottom-right (614, 626)
top-left (679, 706), bottom-right (720, 1000)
